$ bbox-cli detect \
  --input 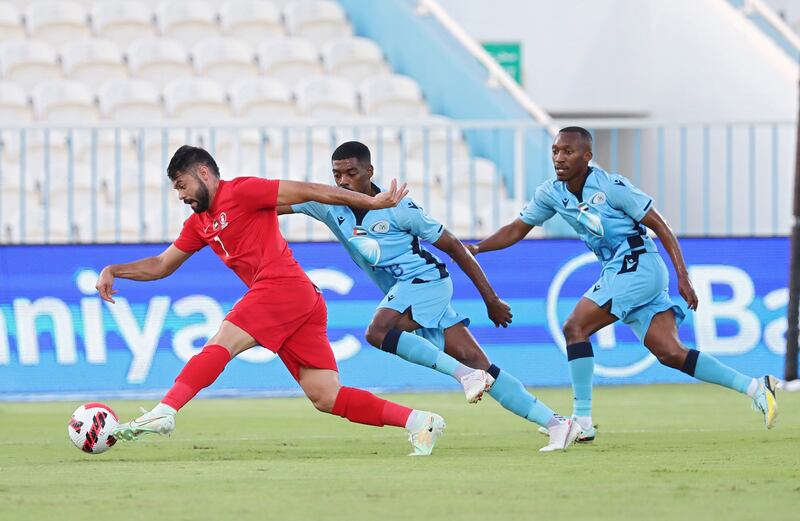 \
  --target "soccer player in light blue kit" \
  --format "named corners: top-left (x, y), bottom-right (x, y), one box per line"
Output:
top-left (279, 141), bottom-right (580, 451)
top-left (470, 127), bottom-right (779, 441)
